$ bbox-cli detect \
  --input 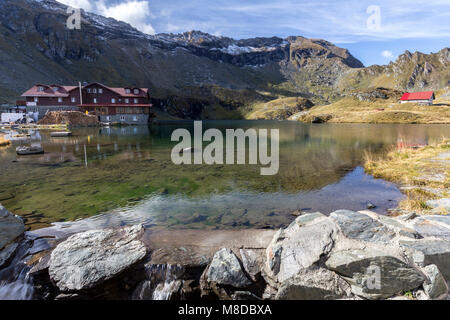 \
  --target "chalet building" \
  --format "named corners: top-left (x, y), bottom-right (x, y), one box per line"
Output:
top-left (21, 82), bottom-right (152, 124)
top-left (400, 91), bottom-right (435, 105)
